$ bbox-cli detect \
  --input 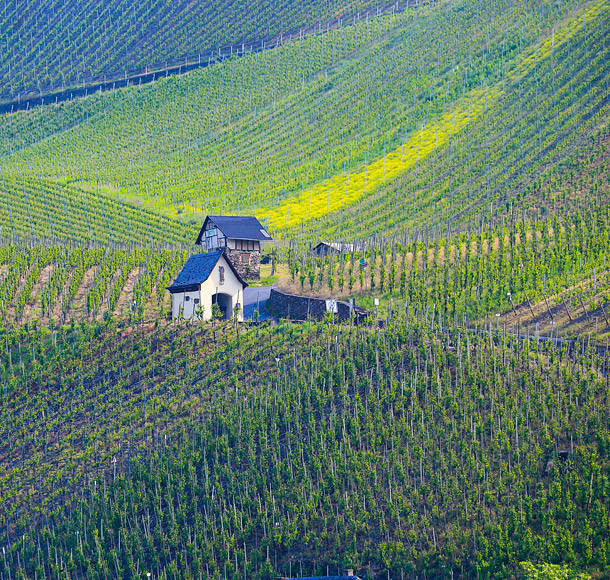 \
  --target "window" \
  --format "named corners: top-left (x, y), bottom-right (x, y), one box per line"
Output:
top-left (185, 296), bottom-right (190, 302)
top-left (236, 240), bottom-right (256, 250)
top-left (194, 298), bottom-right (200, 304)
top-left (219, 266), bottom-right (225, 284)
top-left (241, 254), bottom-right (250, 264)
